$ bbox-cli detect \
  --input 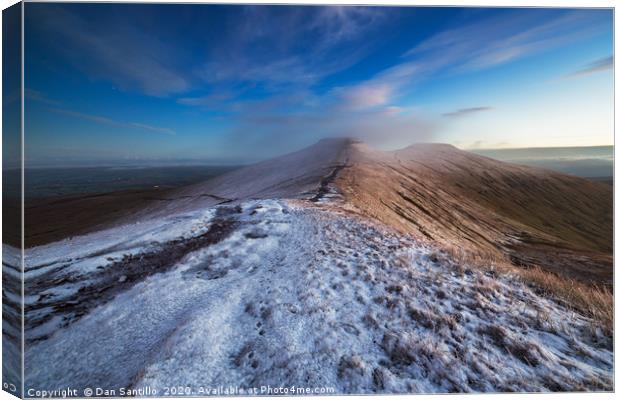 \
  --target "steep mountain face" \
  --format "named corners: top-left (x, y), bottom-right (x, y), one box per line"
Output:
top-left (335, 141), bottom-right (613, 285)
